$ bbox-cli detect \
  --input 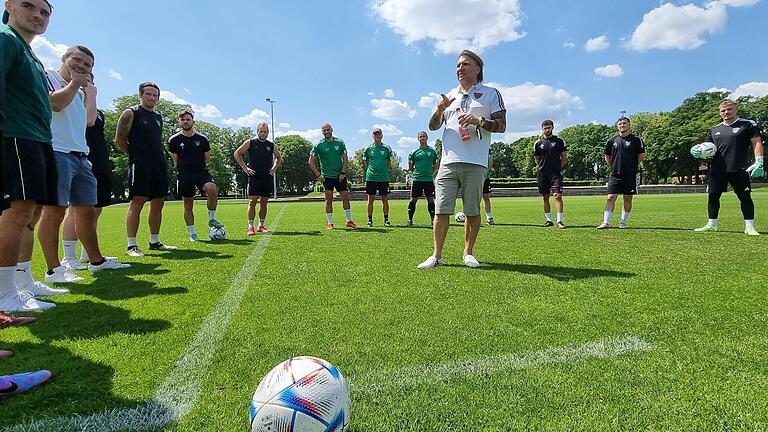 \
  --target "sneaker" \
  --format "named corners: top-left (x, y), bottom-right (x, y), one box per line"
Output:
top-left (327, 223), bottom-right (334, 230)
top-left (44, 266), bottom-right (84, 284)
top-left (28, 281), bottom-right (69, 297)
top-left (384, 220), bottom-right (391, 227)
top-left (0, 290), bottom-right (55, 312)
top-left (744, 226), bottom-right (760, 236)
top-left (694, 224), bottom-right (717, 232)
top-left (543, 220), bottom-right (554, 227)
top-left (557, 221), bottom-right (566, 229)
top-left (618, 222), bottom-right (628, 229)
top-left (80, 255), bottom-right (116, 263)
top-left (149, 242), bottom-right (177, 251)
top-left (247, 226), bottom-right (256, 236)
top-left (189, 233), bottom-right (199, 242)
top-left (487, 217), bottom-right (495, 225)
top-left (126, 246), bottom-right (144, 257)
top-left (256, 225), bottom-right (268, 233)
top-left (89, 258), bottom-right (131, 273)
top-left (208, 219), bottom-right (224, 229)
top-left (407, 220), bottom-right (413, 226)
top-left (60, 258), bottom-right (86, 271)
top-left (417, 256), bottom-right (442, 269)
top-left (346, 221), bottom-right (358, 230)
top-left (463, 254), bottom-right (480, 268)
top-left (366, 220), bottom-right (373, 227)
top-left (596, 223), bottom-right (610, 230)
top-left (0, 370), bottom-right (52, 400)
